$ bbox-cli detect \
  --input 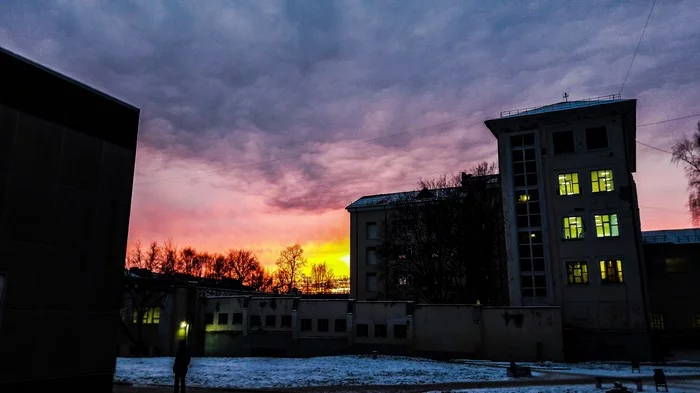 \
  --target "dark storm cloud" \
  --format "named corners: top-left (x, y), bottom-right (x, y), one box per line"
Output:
top-left (1, 0), bottom-right (699, 212)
